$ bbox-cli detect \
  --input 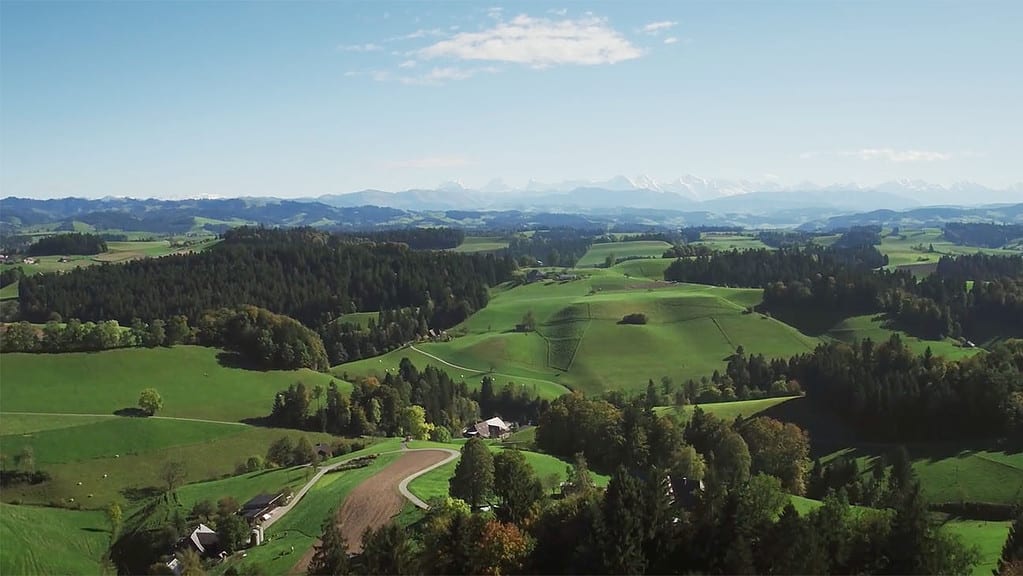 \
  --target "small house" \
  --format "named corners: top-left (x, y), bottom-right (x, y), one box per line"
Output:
top-left (314, 442), bottom-right (333, 459)
top-left (525, 269), bottom-right (546, 283)
top-left (464, 416), bottom-right (512, 439)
